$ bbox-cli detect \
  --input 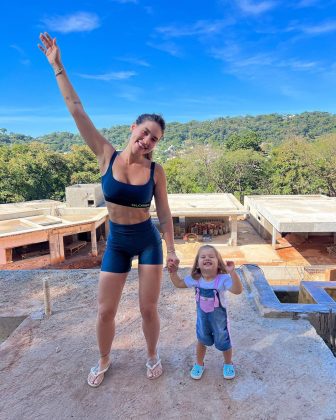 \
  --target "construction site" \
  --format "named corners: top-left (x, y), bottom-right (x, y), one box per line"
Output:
top-left (1, 190), bottom-right (336, 419)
